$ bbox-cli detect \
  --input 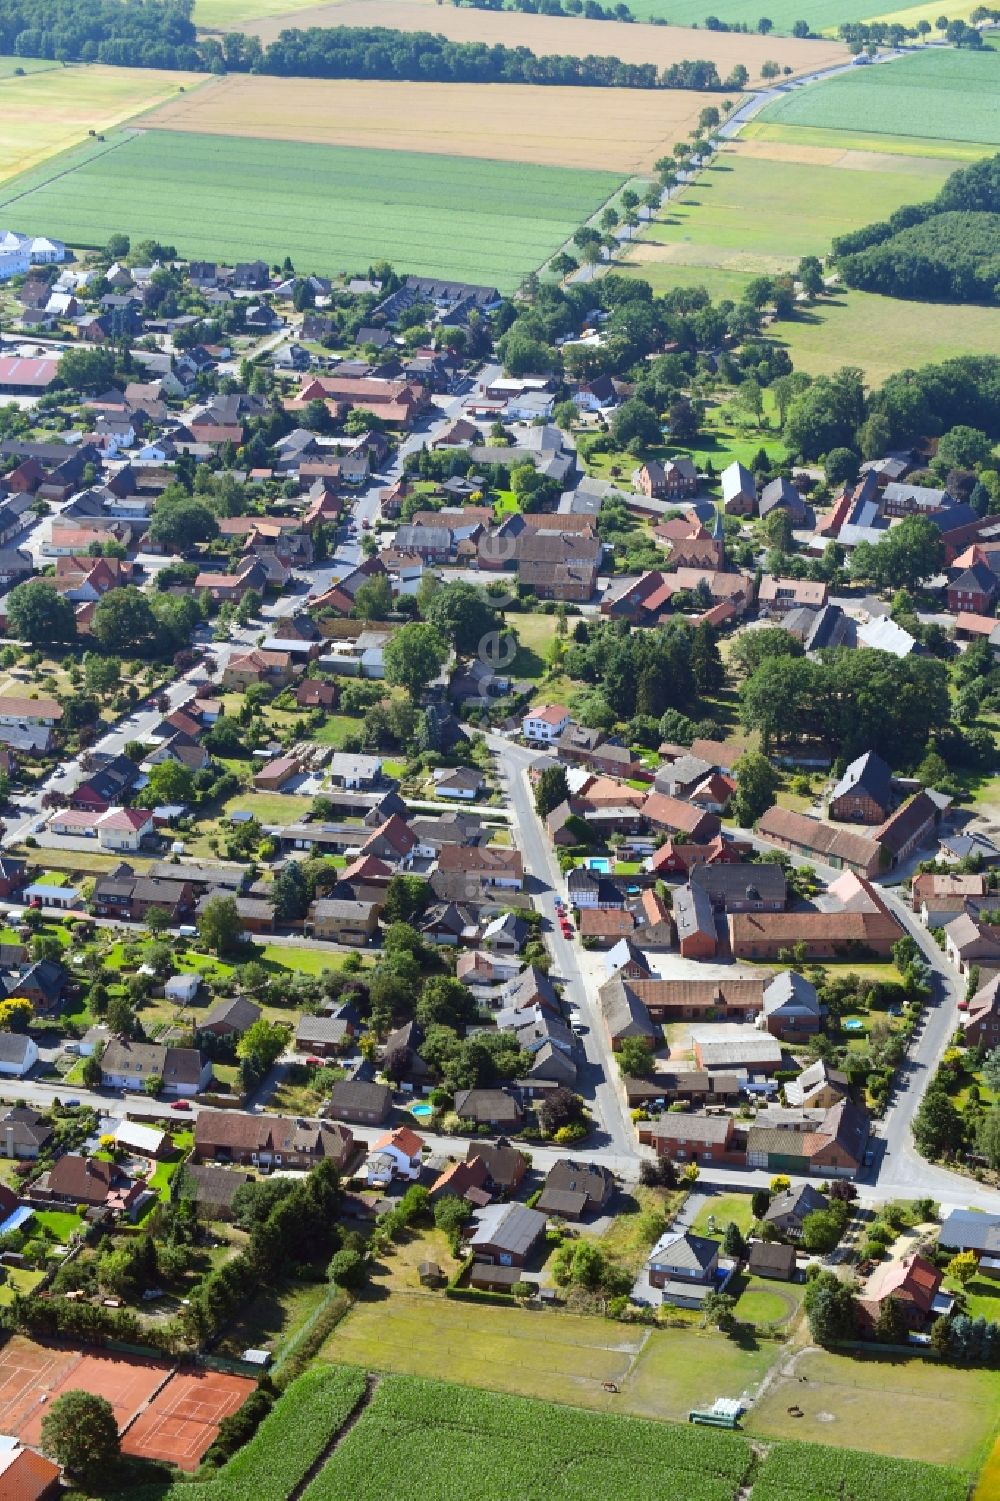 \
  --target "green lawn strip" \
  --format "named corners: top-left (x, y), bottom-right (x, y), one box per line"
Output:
top-left (311, 715), bottom-right (366, 748)
top-left (324, 1294), bottom-right (773, 1422)
top-left (742, 119), bottom-right (995, 161)
top-left (259, 943), bottom-right (365, 976)
top-left (0, 129), bottom-right (624, 292)
top-left (0, 1266), bottom-right (44, 1306)
top-left (731, 1273), bottom-right (802, 1325)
